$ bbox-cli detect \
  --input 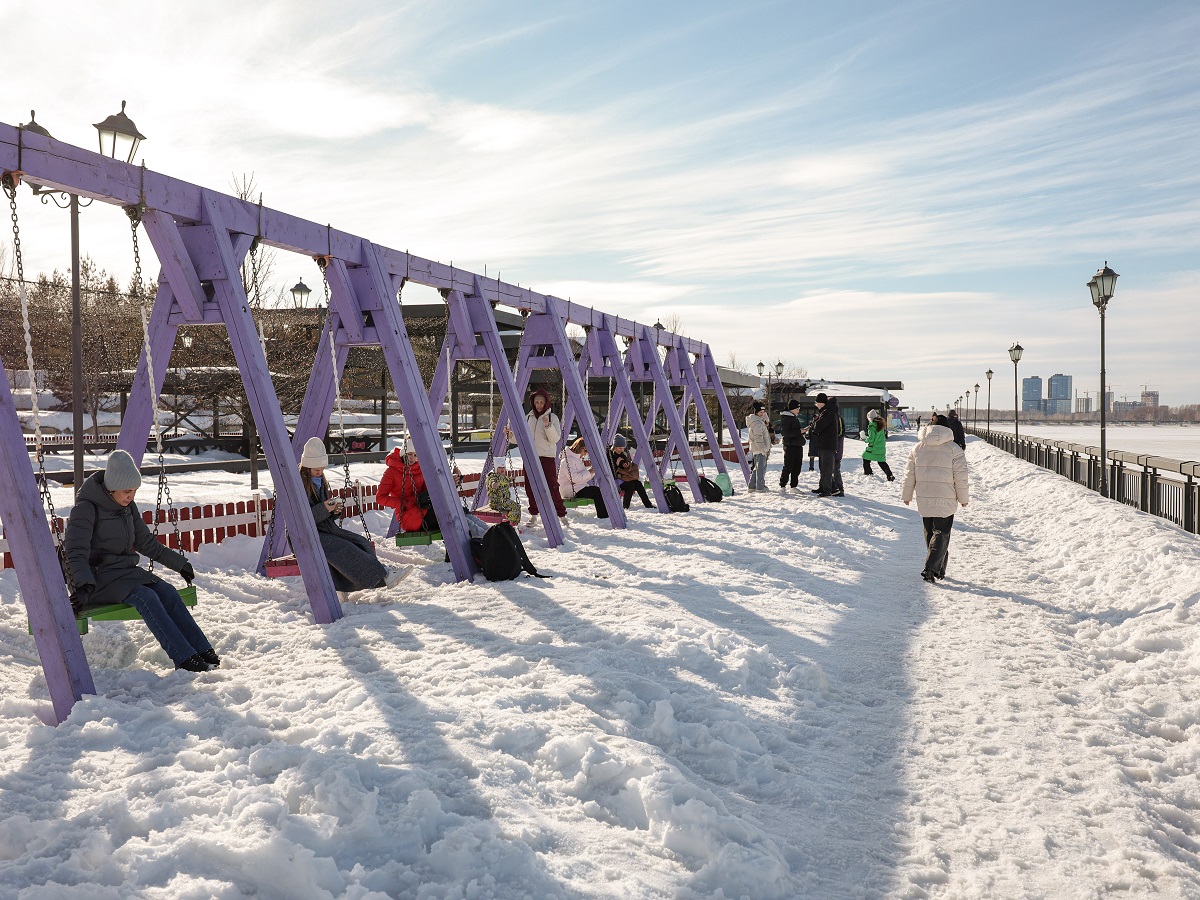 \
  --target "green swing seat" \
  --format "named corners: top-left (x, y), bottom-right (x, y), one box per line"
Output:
top-left (31, 585), bottom-right (198, 636)
top-left (395, 530), bottom-right (442, 547)
top-left (562, 496), bottom-right (594, 508)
